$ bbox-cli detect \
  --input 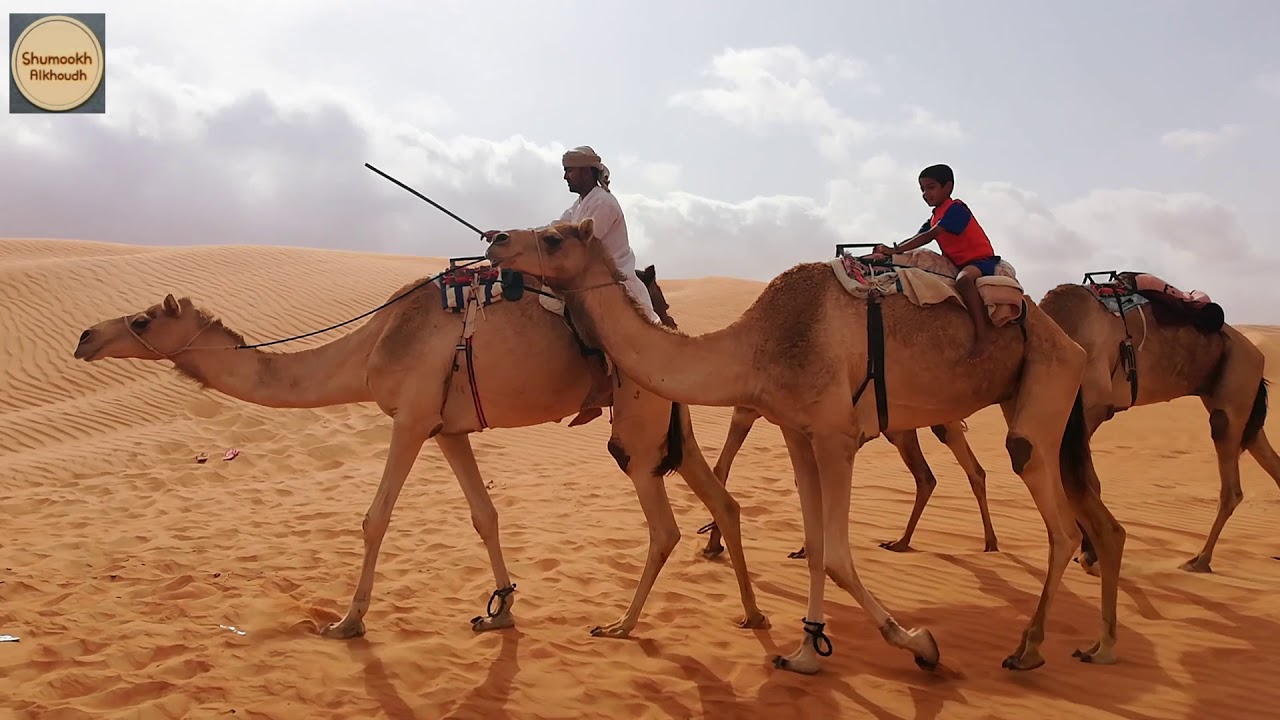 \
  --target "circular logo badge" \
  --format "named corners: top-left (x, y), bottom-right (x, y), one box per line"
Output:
top-left (10, 15), bottom-right (104, 112)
